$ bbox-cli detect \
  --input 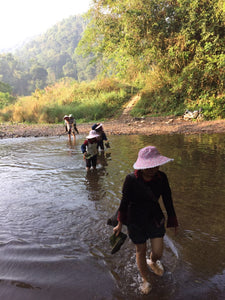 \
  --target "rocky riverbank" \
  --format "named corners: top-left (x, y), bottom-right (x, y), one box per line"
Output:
top-left (1, 115), bottom-right (225, 139)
